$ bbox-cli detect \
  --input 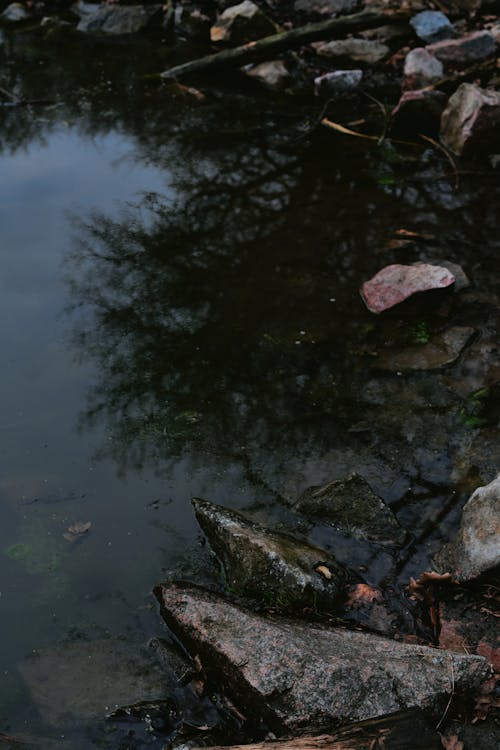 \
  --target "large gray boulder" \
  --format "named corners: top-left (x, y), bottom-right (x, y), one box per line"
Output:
top-left (155, 583), bottom-right (490, 731)
top-left (292, 474), bottom-right (405, 543)
top-left (440, 83), bottom-right (500, 156)
top-left (193, 498), bottom-right (346, 610)
top-left (77, 4), bottom-right (163, 35)
top-left (434, 473), bottom-right (500, 581)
